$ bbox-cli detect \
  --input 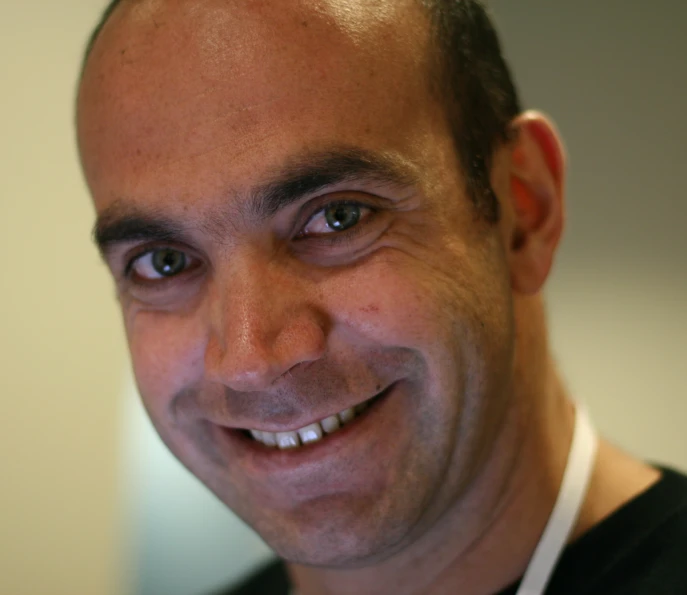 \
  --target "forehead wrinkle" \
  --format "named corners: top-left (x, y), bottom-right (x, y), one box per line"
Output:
top-left (148, 127), bottom-right (277, 177)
